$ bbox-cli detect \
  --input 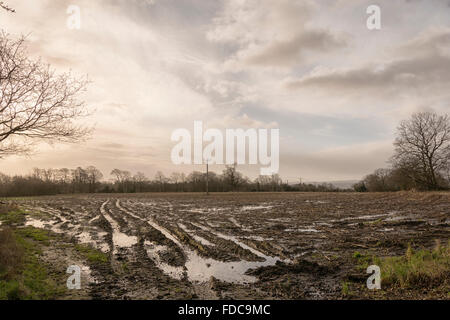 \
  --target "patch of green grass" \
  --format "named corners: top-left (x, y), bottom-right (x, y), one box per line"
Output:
top-left (354, 241), bottom-right (450, 290)
top-left (0, 228), bottom-right (65, 300)
top-left (0, 228), bottom-right (24, 280)
top-left (15, 227), bottom-right (52, 245)
top-left (375, 242), bottom-right (449, 289)
top-left (0, 208), bottom-right (27, 225)
top-left (121, 262), bottom-right (129, 273)
top-left (341, 281), bottom-right (352, 297)
top-left (0, 280), bottom-right (23, 300)
top-left (75, 244), bottom-right (109, 265)
top-left (353, 251), bottom-right (372, 270)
